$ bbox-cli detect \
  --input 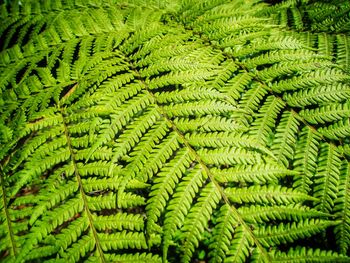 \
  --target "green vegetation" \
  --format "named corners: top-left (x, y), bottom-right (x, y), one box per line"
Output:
top-left (0, 0), bottom-right (350, 262)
